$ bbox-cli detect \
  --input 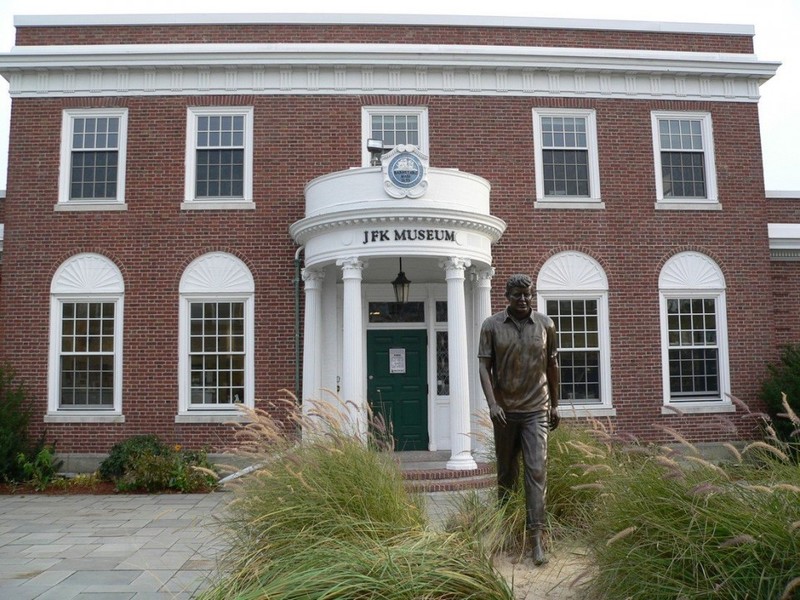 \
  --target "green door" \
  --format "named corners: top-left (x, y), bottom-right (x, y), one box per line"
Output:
top-left (367, 330), bottom-right (429, 451)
